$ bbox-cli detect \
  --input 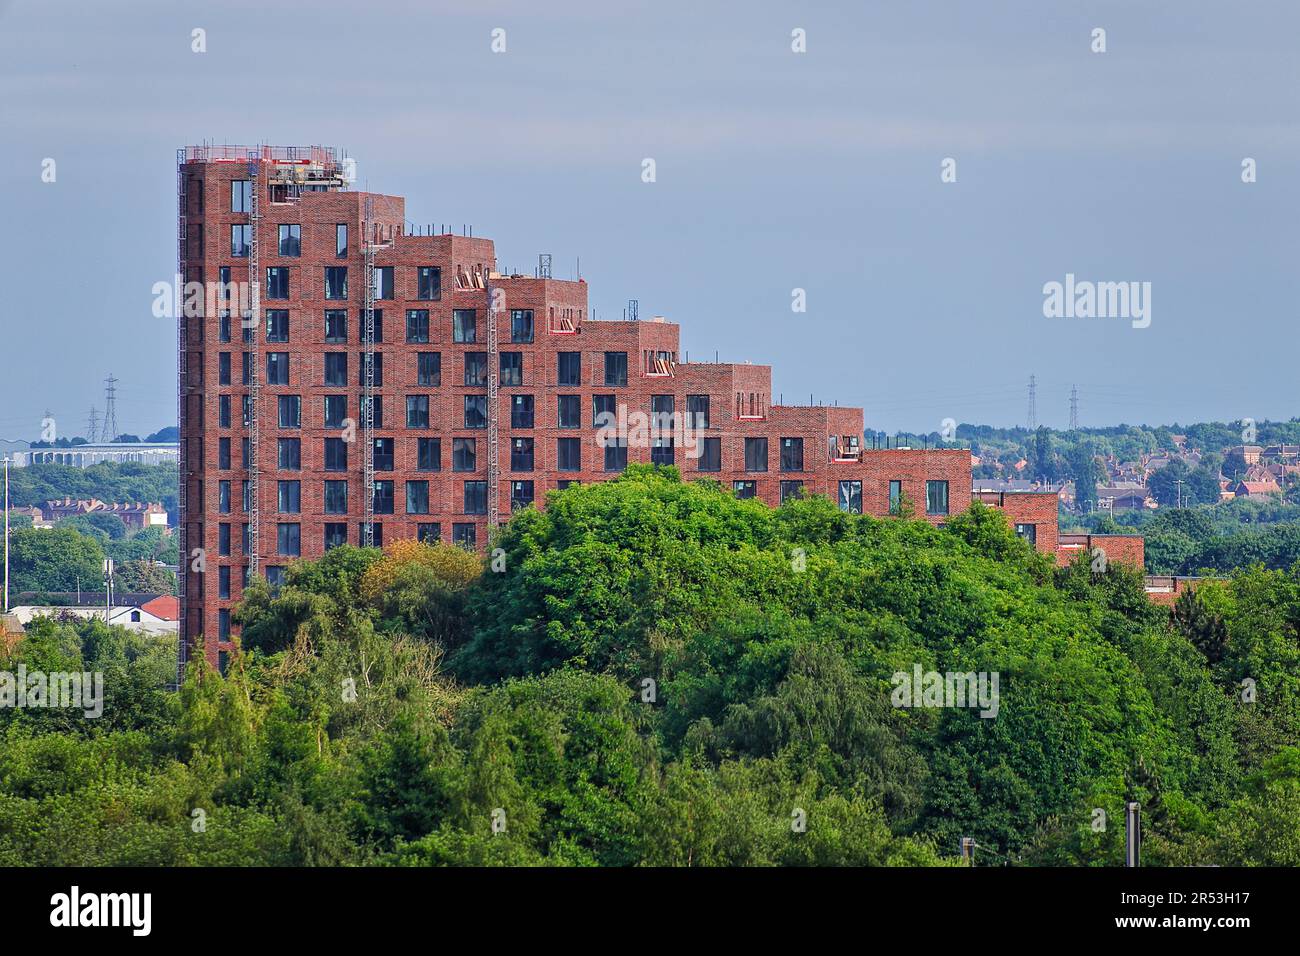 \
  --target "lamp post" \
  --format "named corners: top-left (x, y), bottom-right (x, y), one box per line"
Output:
top-left (3, 455), bottom-right (9, 614)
